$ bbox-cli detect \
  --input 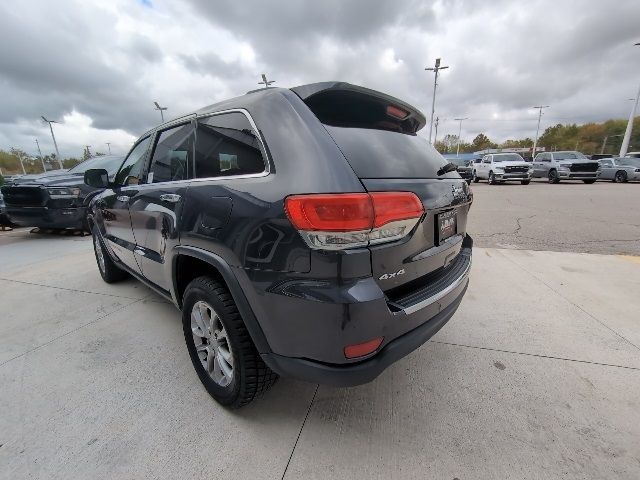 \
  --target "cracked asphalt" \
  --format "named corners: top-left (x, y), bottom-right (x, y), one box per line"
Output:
top-left (467, 180), bottom-right (640, 255)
